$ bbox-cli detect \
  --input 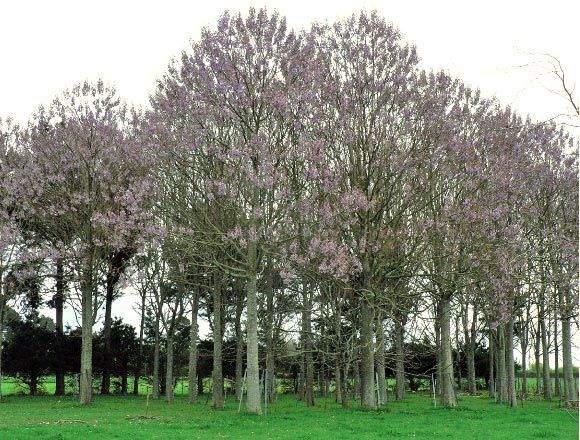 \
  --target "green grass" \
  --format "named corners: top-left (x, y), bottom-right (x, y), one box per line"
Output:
top-left (0, 393), bottom-right (577, 439)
